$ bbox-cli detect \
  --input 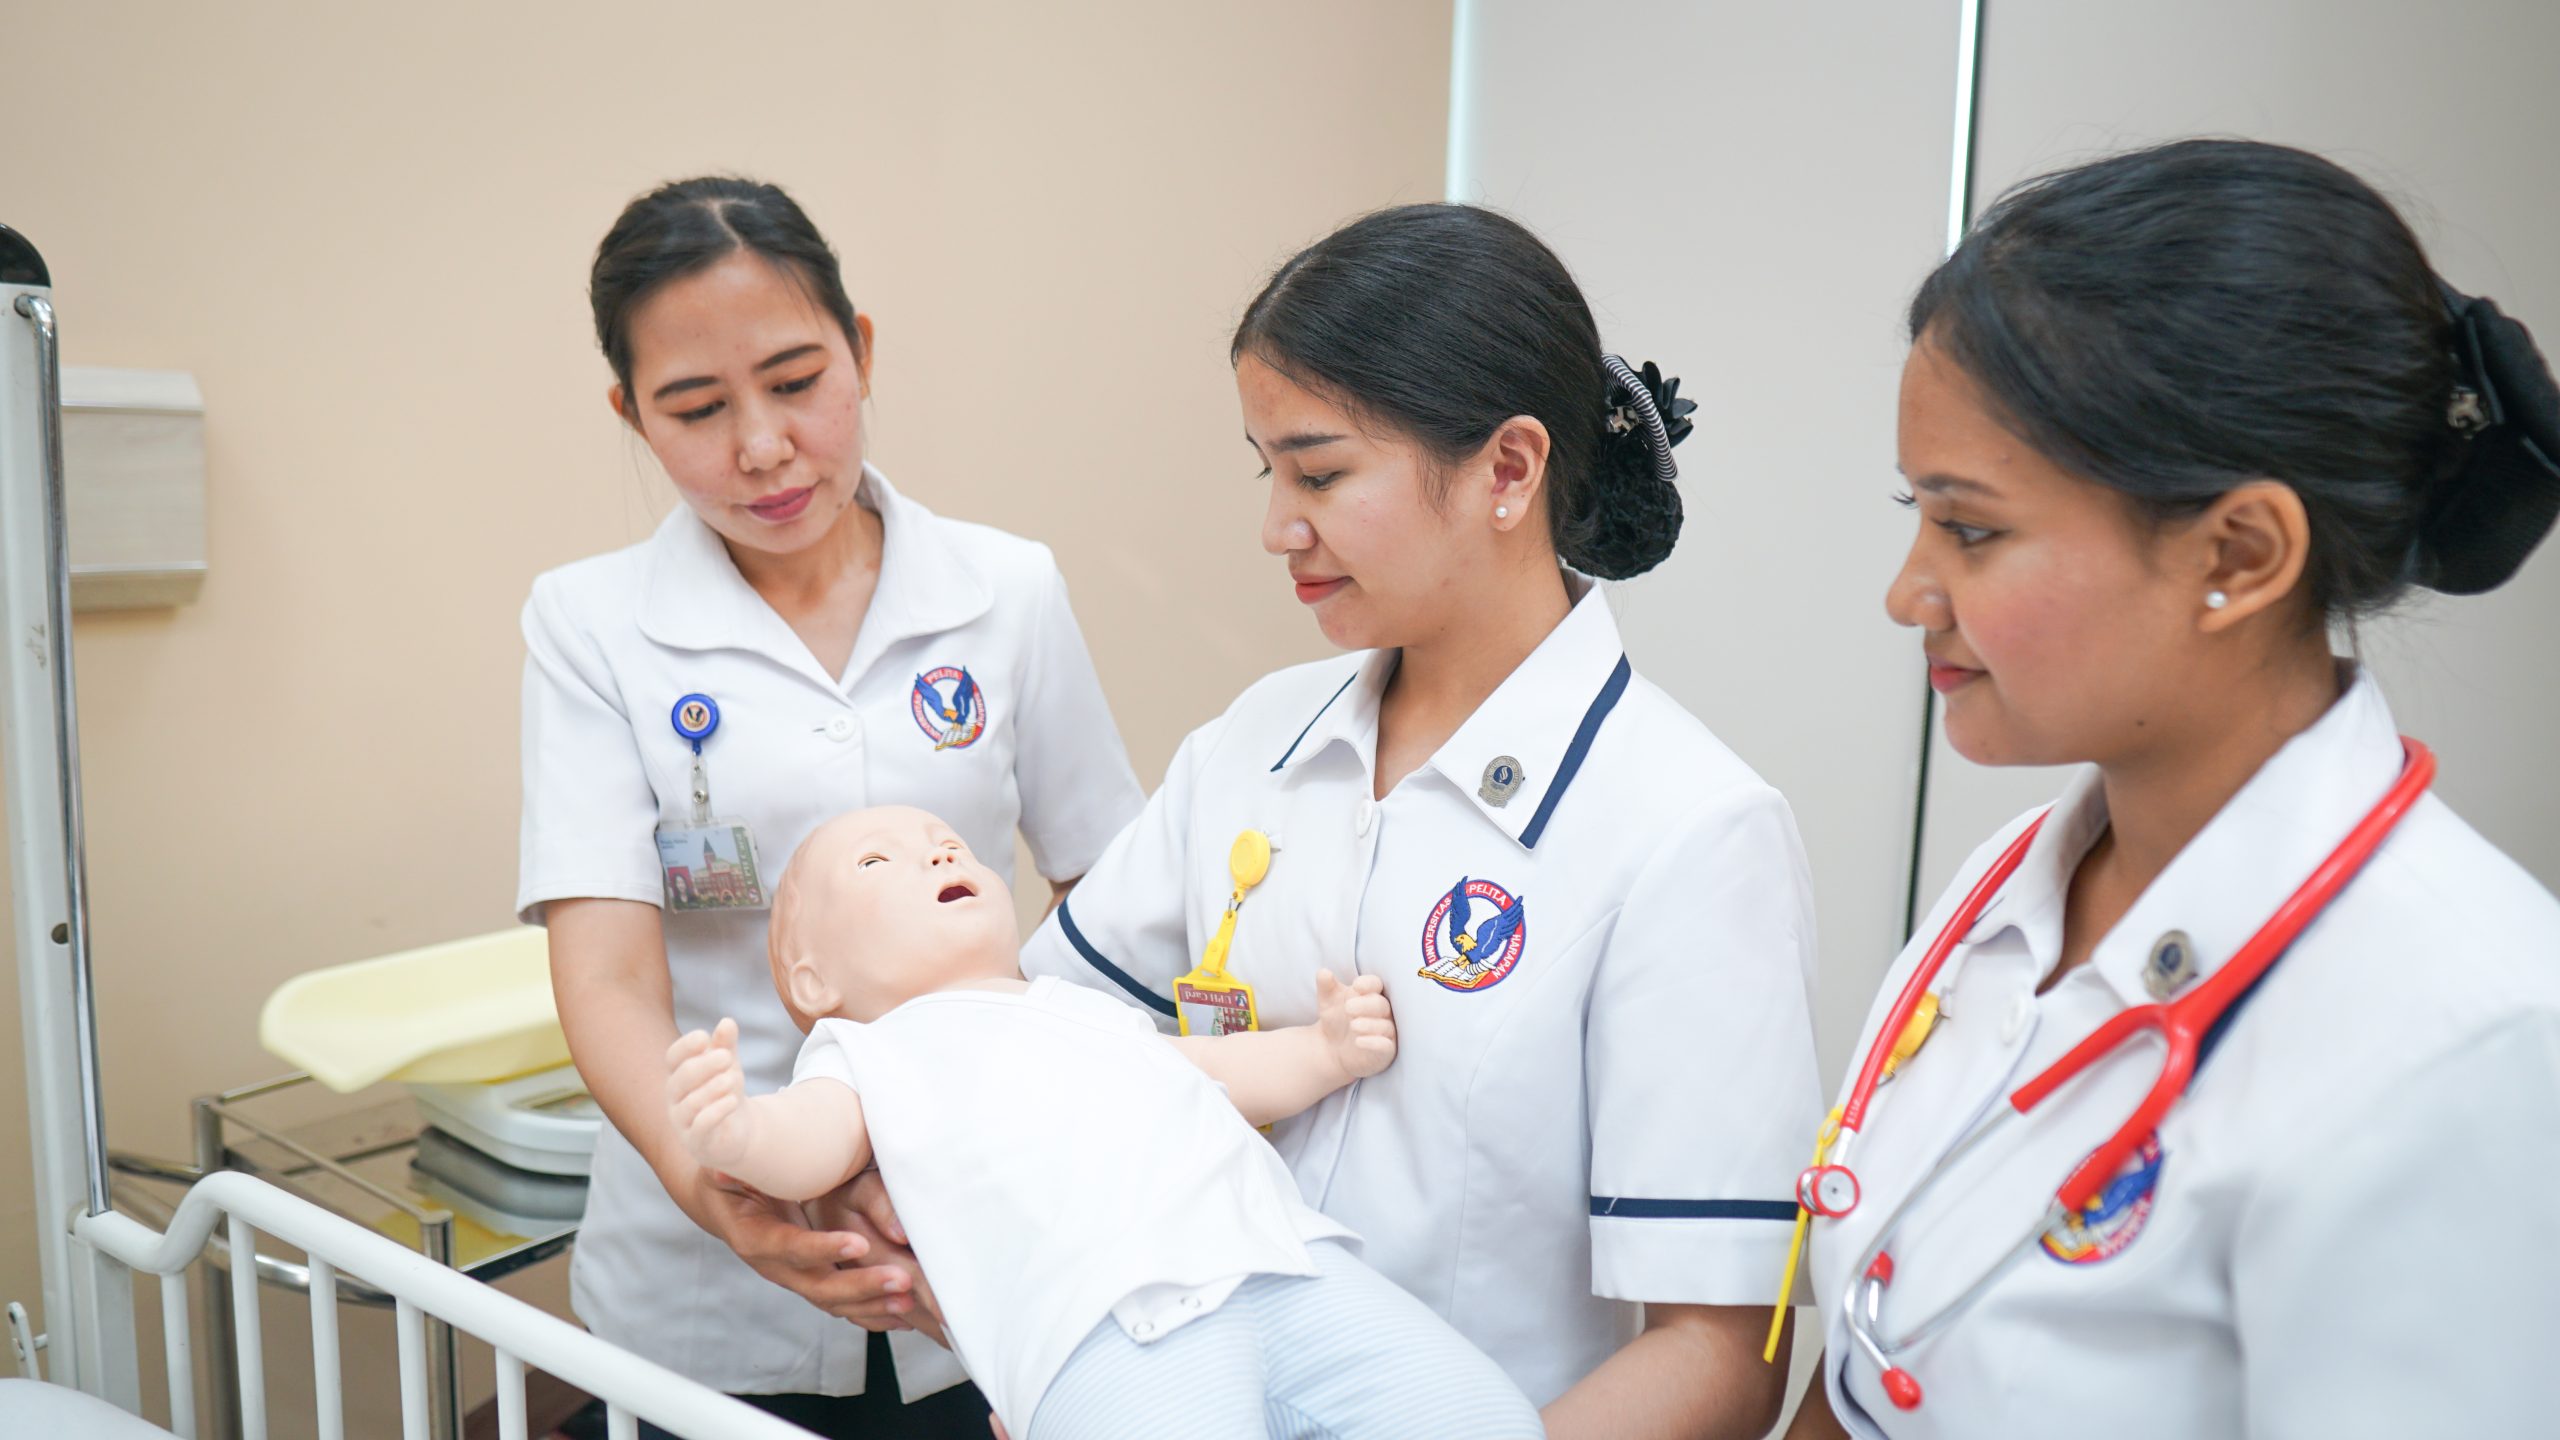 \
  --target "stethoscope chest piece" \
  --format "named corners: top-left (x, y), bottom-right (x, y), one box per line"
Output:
top-left (1800, 1164), bottom-right (1859, 1218)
